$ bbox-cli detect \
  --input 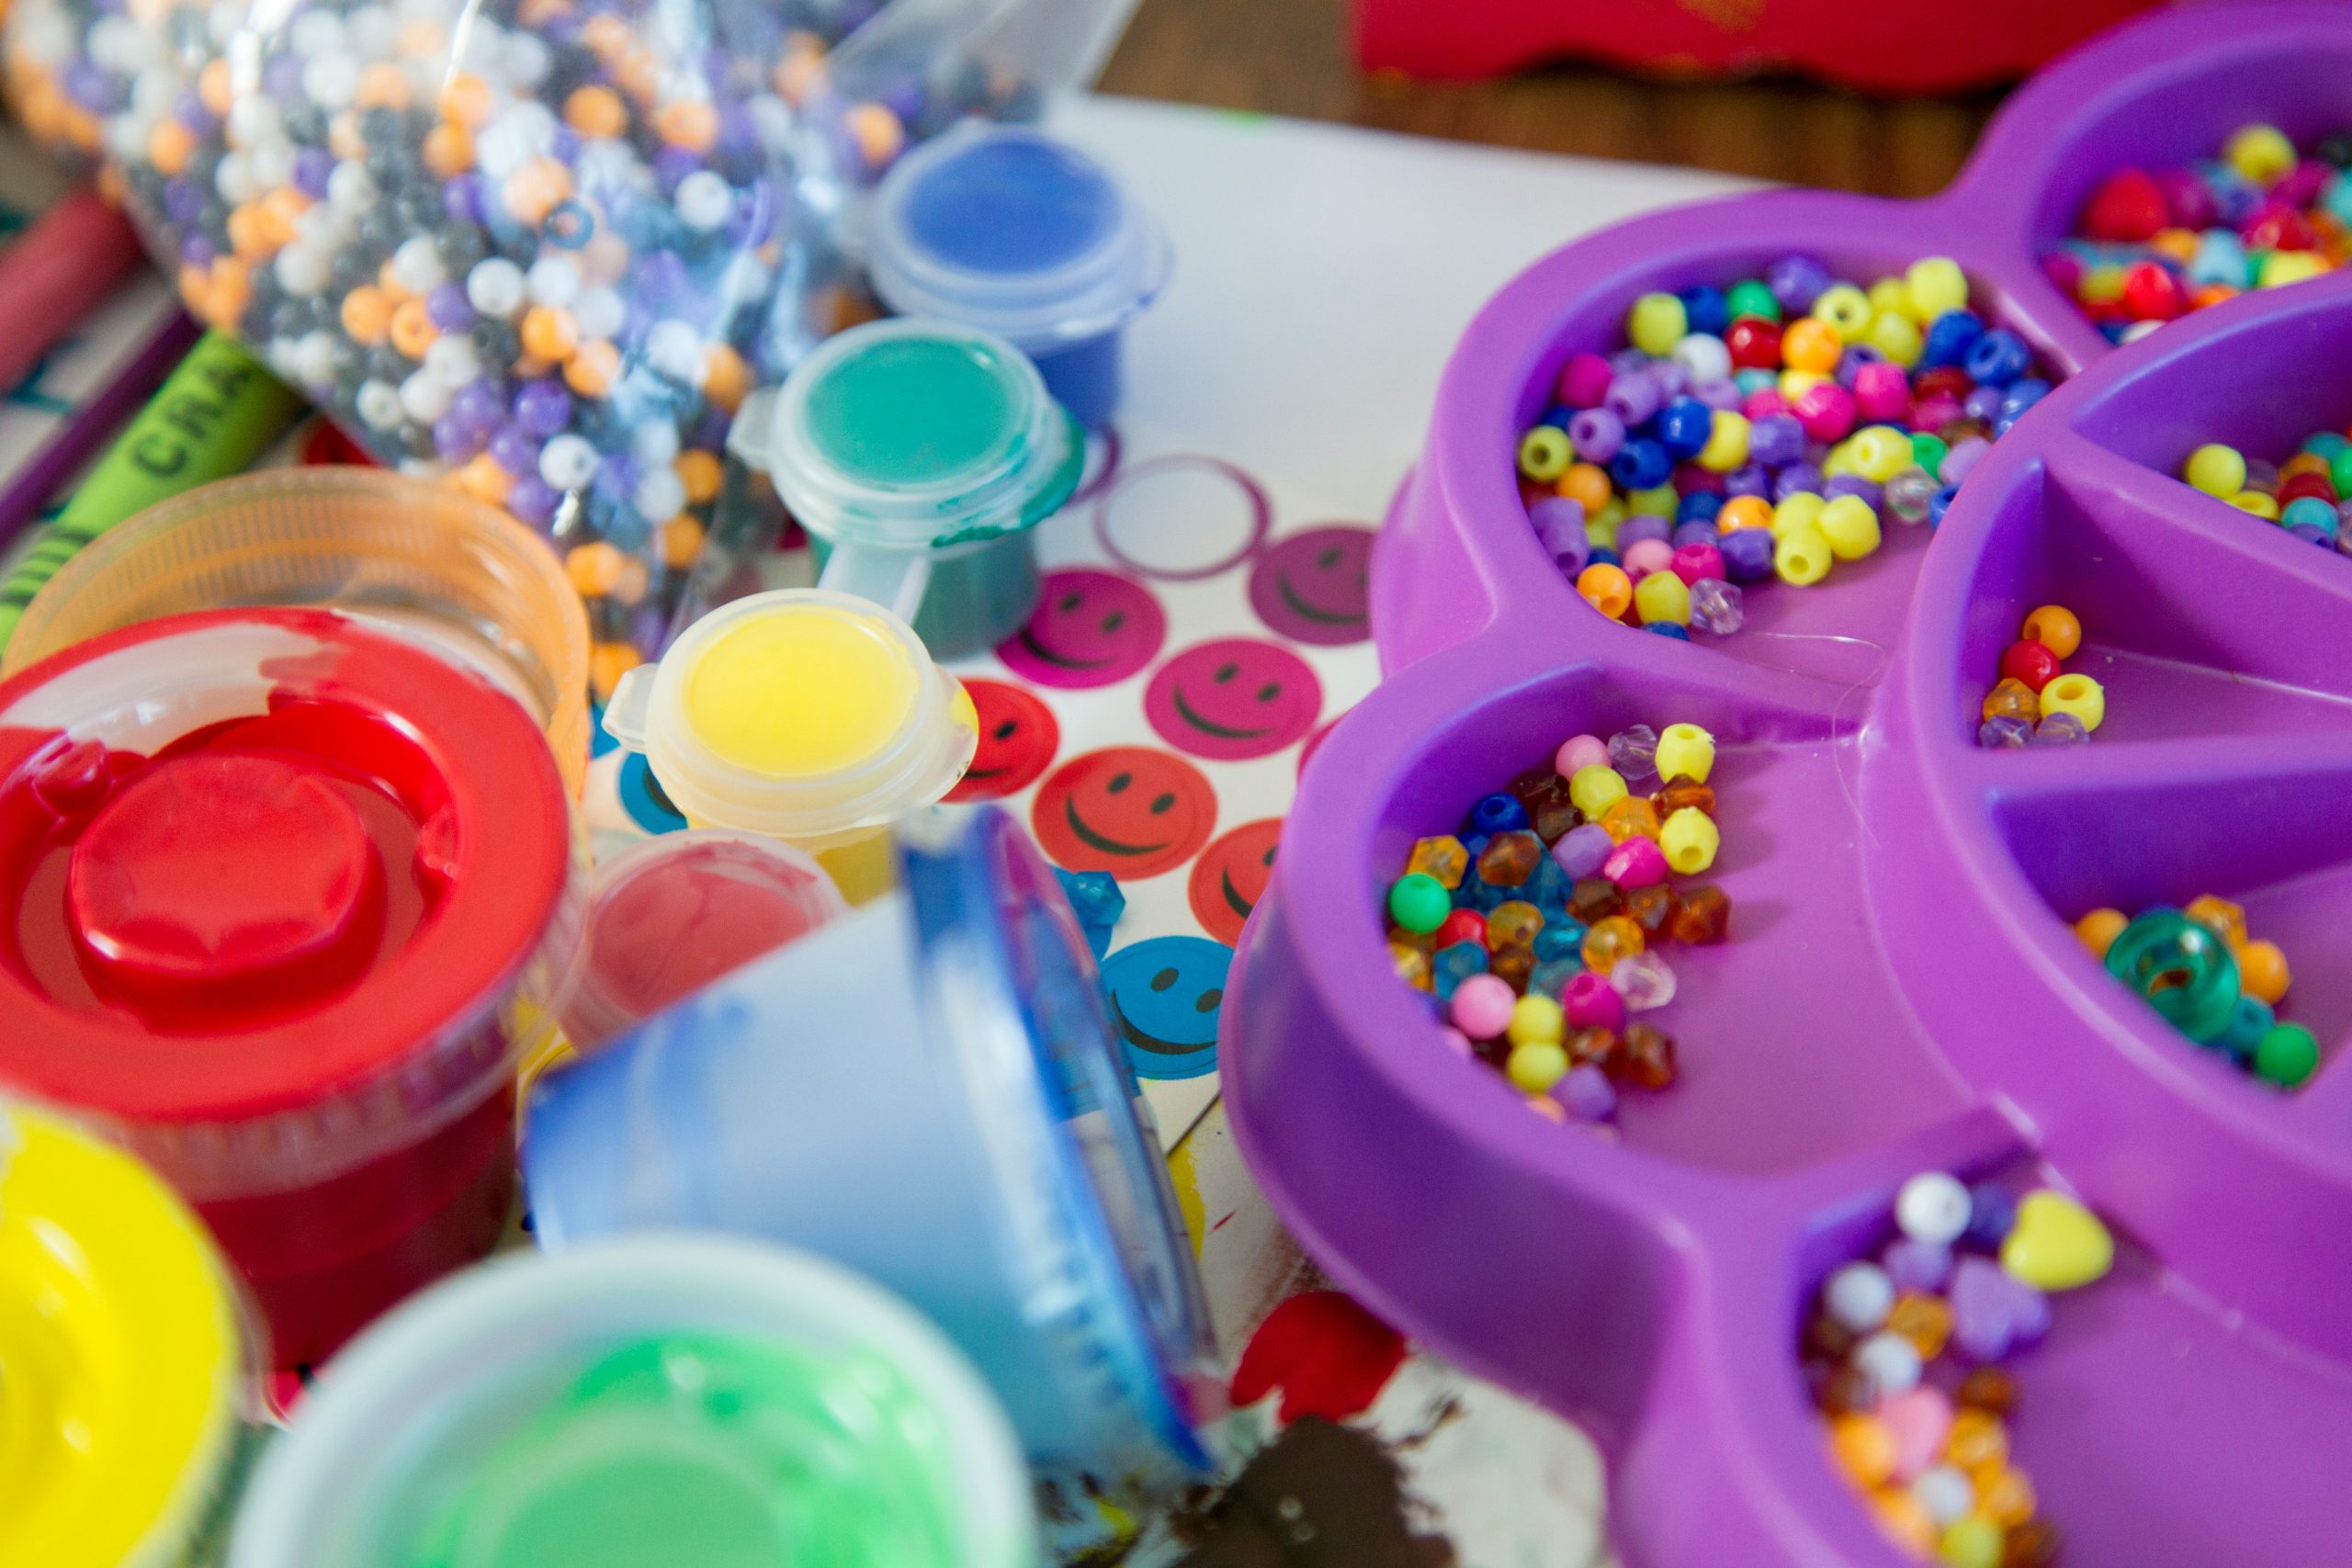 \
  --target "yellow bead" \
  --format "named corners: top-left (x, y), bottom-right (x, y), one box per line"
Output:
top-left (1582, 914), bottom-right (1645, 970)
top-left (1775, 520), bottom-right (1834, 585)
top-left (2079, 265), bottom-right (2126, 306)
top-left (1654, 721), bottom-right (1715, 784)
top-left (1813, 284), bottom-right (1871, 337)
top-left (2260, 249), bottom-right (2330, 288)
top-left (2224, 122), bottom-right (2297, 185)
top-left (1905, 255), bottom-right (1970, 318)
top-left (1568, 764), bottom-right (1629, 818)
top-left (1585, 520), bottom-right (1619, 550)
top-left (1518, 425), bottom-right (1571, 481)
top-left (1698, 410), bottom-right (1750, 472)
top-left (1627, 292), bottom-right (1688, 355)
top-left (1508, 994), bottom-right (1566, 1049)
top-left (1868, 310), bottom-right (1923, 367)
top-left (2038, 672), bottom-right (2105, 731)
top-left (1391, 941), bottom-right (1432, 989)
top-left (1820, 442), bottom-right (1856, 479)
top-left (1487, 900), bottom-right (1544, 949)
top-left (1771, 491), bottom-right (1826, 536)
top-left (1937, 1515), bottom-right (2003, 1568)
top-left (1868, 276), bottom-right (1914, 321)
top-left (2230, 491), bottom-right (2280, 519)
top-left (1817, 494), bottom-right (1883, 561)
top-left (1779, 367), bottom-right (1830, 400)
top-left (1593, 499), bottom-right (1626, 531)
top-left (1634, 570), bottom-right (1691, 626)
top-left (1849, 424), bottom-right (1912, 483)
top-left (1507, 1042), bottom-right (1570, 1093)
top-left (1627, 483), bottom-right (1679, 518)
top-left (2074, 907), bottom-right (2128, 959)
top-left (1658, 807), bottom-right (1719, 874)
